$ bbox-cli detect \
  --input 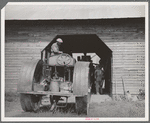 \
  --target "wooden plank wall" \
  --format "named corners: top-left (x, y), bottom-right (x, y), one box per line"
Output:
top-left (5, 18), bottom-right (145, 94)
top-left (106, 42), bottom-right (145, 95)
top-left (5, 42), bottom-right (48, 91)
